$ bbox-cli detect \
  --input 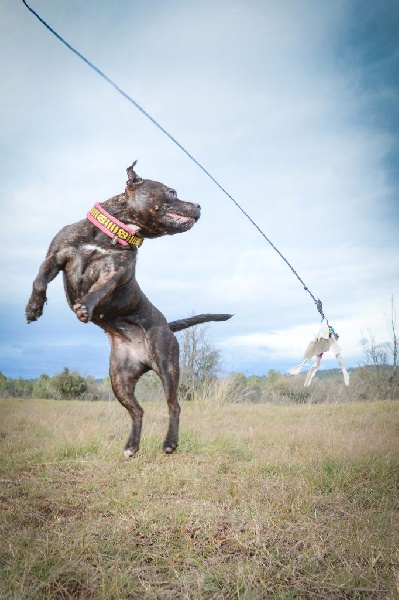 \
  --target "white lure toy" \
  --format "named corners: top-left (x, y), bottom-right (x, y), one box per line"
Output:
top-left (287, 320), bottom-right (350, 387)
